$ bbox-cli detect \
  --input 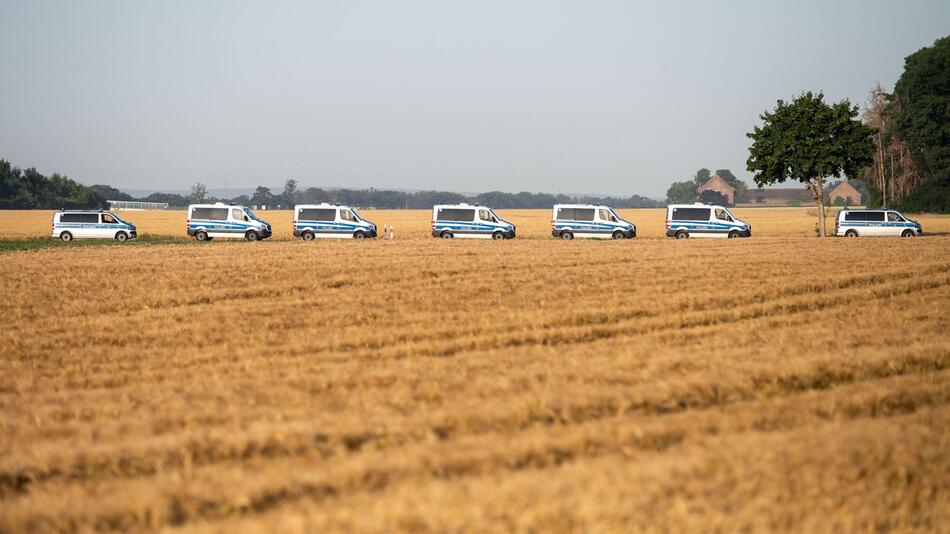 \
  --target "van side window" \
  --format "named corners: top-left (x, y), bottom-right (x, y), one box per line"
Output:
top-left (575, 209), bottom-right (595, 221)
top-left (556, 208), bottom-right (575, 220)
top-left (599, 209), bottom-right (615, 222)
top-left (101, 214), bottom-right (117, 224)
top-left (79, 214), bottom-right (99, 223)
top-left (192, 208), bottom-right (228, 220)
top-left (299, 209), bottom-right (336, 221)
top-left (672, 208), bottom-right (710, 221)
top-left (867, 212), bottom-right (886, 222)
top-left (60, 214), bottom-right (82, 223)
top-left (437, 209), bottom-right (474, 222)
top-left (232, 208), bottom-right (244, 220)
top-left (845, 212), bottom-right (865, 221)
top-left (887, 212), bottom-right (903, 222)
top-left (341, 210), bottom-right (356, 222)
